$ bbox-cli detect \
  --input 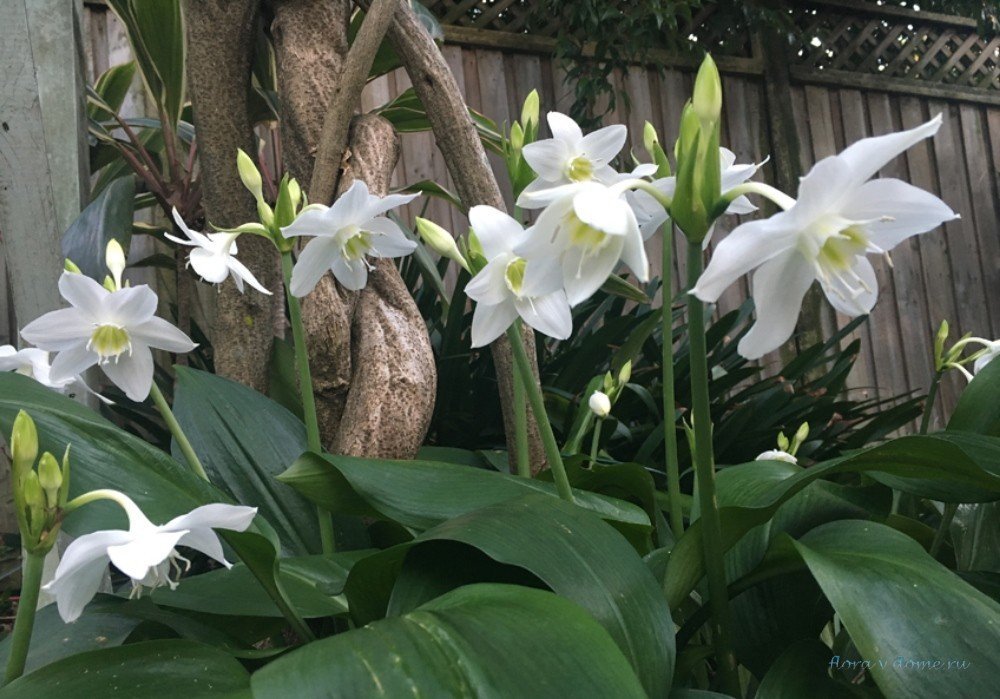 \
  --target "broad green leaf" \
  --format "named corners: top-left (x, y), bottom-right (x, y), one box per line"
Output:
top-left (397, 179), bottom-right (462, 209)
top-left (171, 367), bottom-right (320, 555)
top-left (61, 176), bottom-right (135, 280)
top-left (89, 62), bottom-right (137, 120)
top-left (0, 640), bottom-right (250, 699)
top-left (279, 451), bottom-right (651, 546)
top-left (153, 551), bottom-right (375, 618)
top-left (951, 502), bottom-right (1000, 573)
top-left (756, 639), bottom-right (868, 699)
top-left (250, 584), bottom-right (646, 699)
top-left (348, 495), bottom-right (674, 697)
top-left (793, 520), bottom-right (1000, 698)
top-left (948, 357), bottom-right (1000, 437)
top-left (664, 433), bottom-right (1000, 609)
